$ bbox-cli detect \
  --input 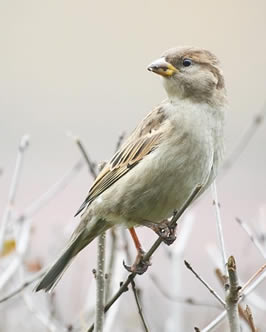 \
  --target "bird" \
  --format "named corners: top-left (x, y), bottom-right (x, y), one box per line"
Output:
top-left (36, 46), bottom-right (226, 292)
